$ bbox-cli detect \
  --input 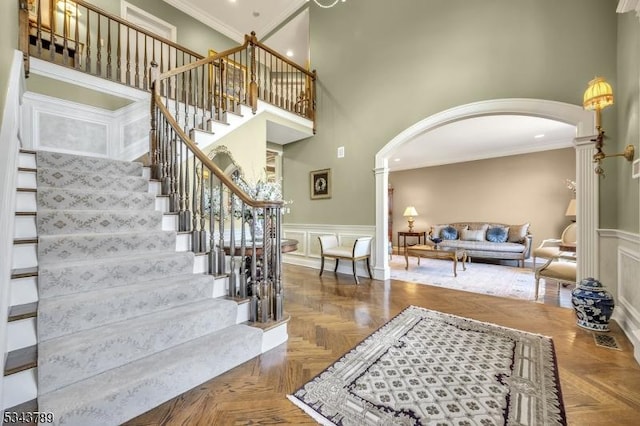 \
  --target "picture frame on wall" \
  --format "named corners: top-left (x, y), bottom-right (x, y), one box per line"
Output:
top-left (208, 49), bottom-right (247, 103)
top-left (28, 0), bottom-right (52, 30)
top-left (310, 169), bottom-right (331, 200)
